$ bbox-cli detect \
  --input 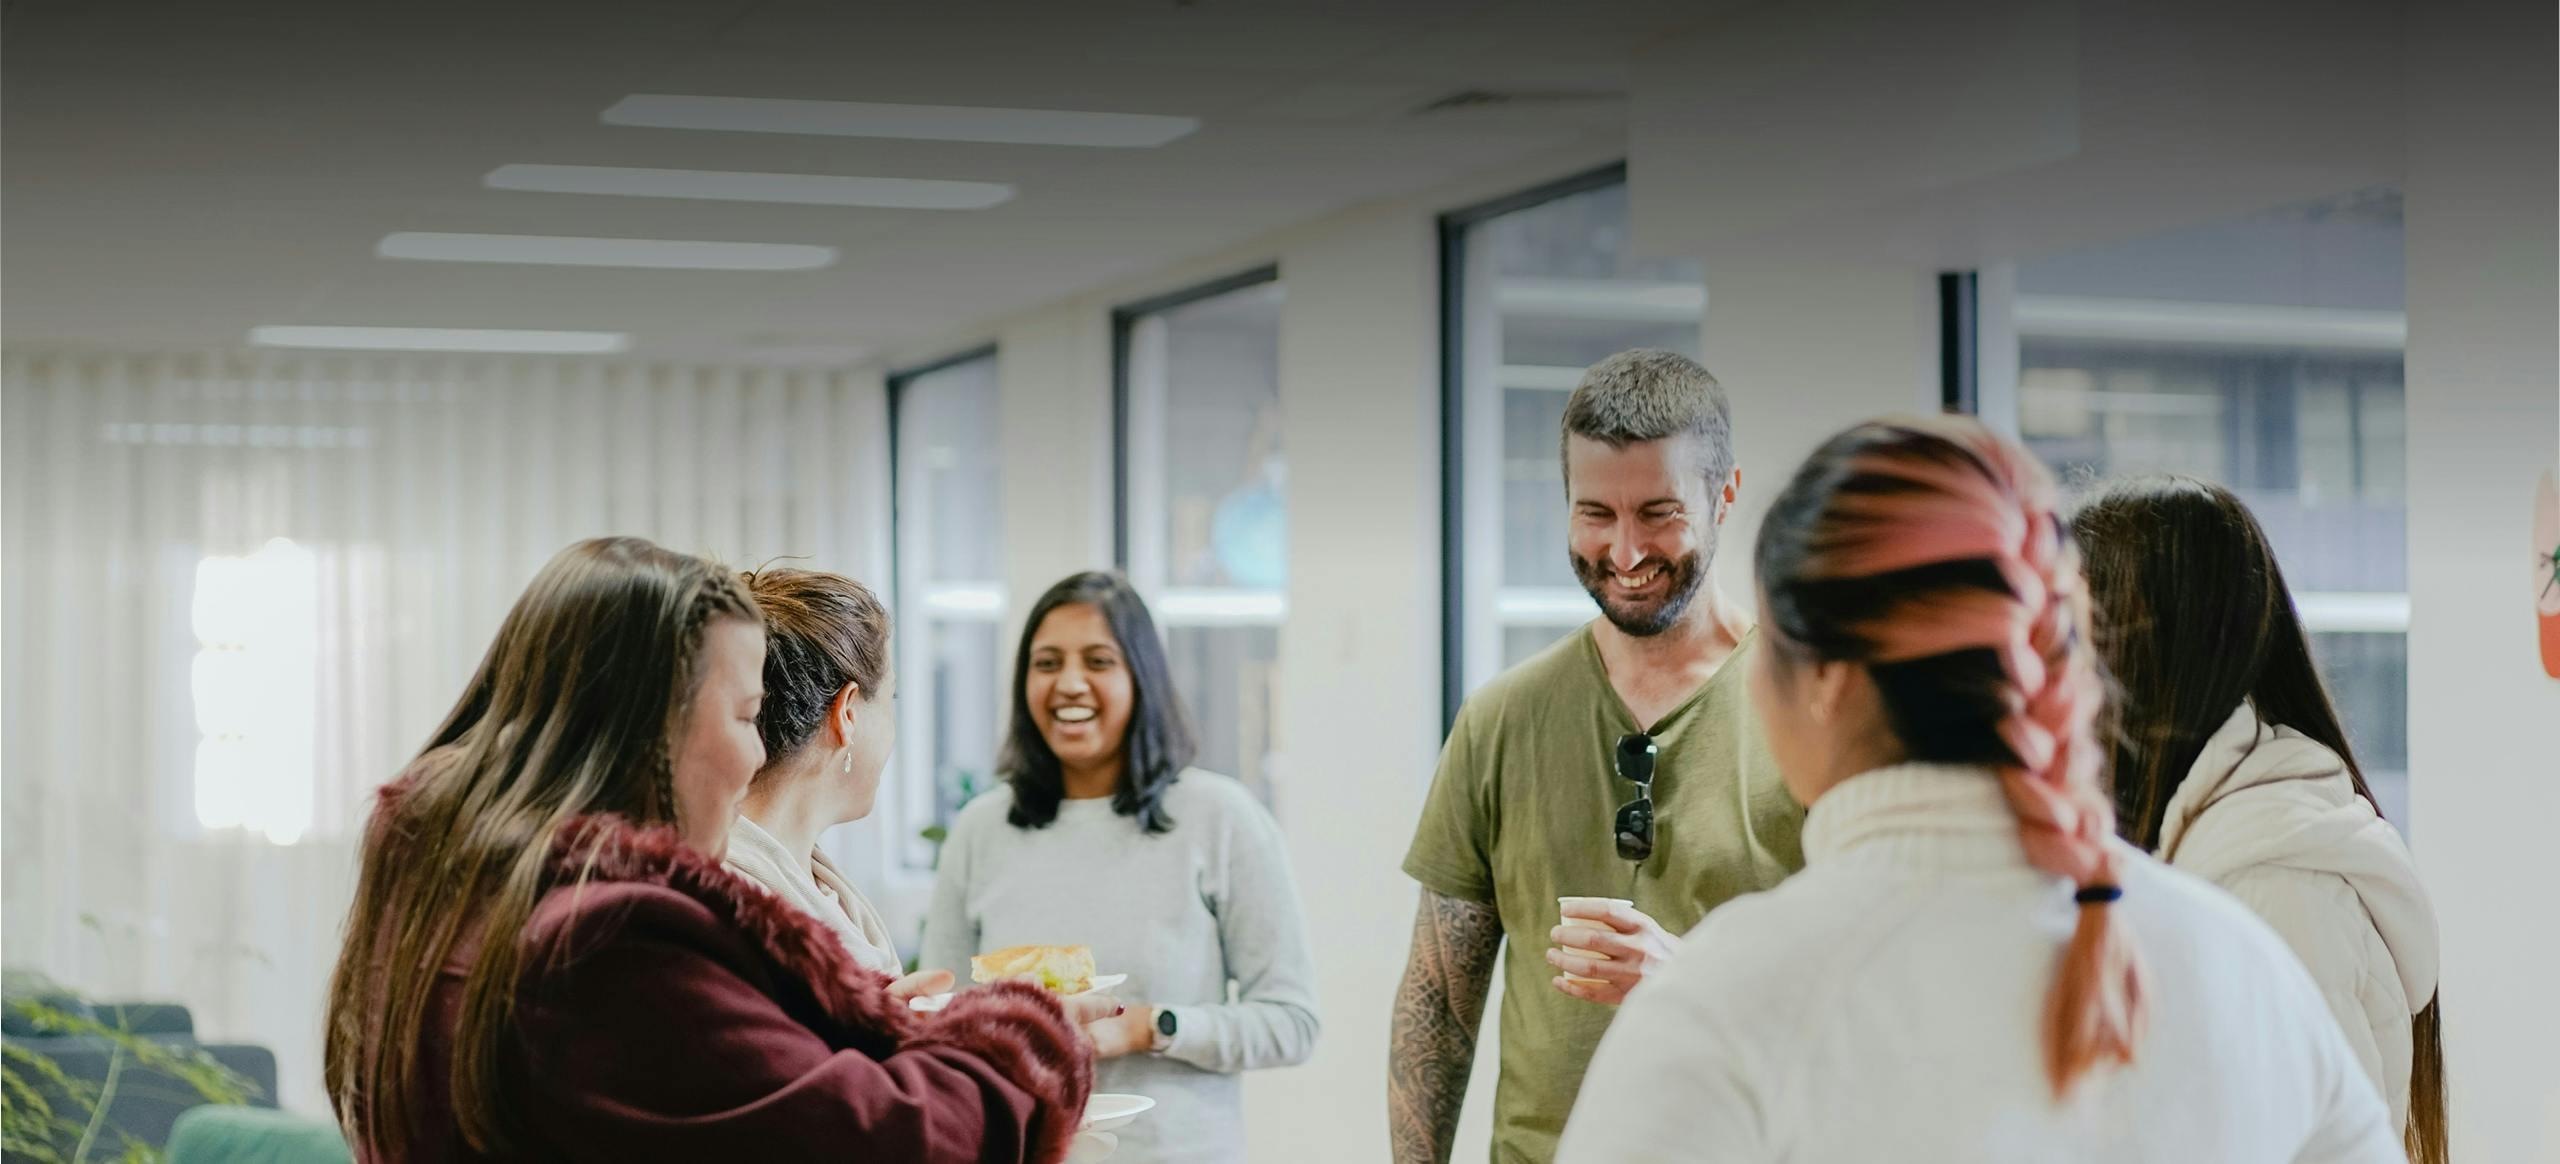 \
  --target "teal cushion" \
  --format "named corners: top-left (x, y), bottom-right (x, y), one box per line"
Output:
top-left (166, 1106), bottom-right (352, 1164)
